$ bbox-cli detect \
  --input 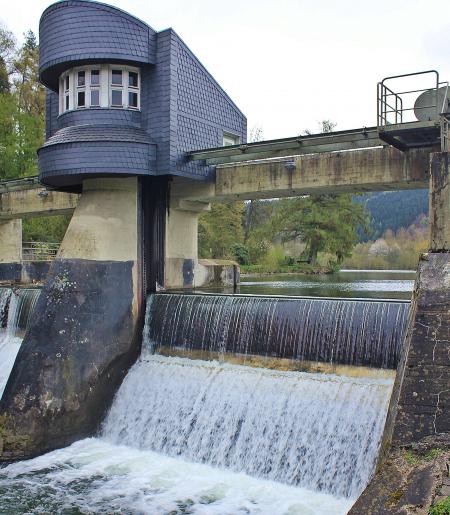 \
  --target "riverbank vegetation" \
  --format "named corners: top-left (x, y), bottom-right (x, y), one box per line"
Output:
top-left (0, 25), bottom-right (69, 241)
top-left (343, 215), bottom-right (428, 270)
top-left (199, 199), bottom-right (429, 274)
